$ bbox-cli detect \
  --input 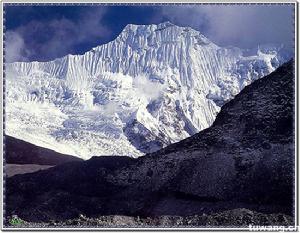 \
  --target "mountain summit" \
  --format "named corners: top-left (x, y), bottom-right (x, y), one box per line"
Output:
top-left (6, 22), bottom-right (290, 159)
